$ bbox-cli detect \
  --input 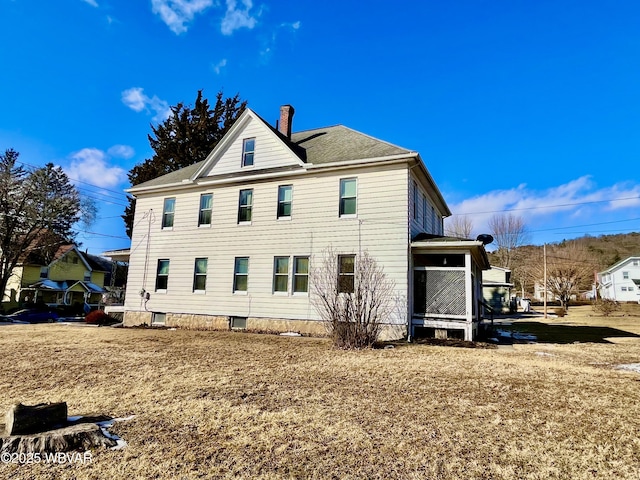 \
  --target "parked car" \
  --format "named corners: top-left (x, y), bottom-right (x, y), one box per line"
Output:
top-left (0, 308), bottom-right (59, 324)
